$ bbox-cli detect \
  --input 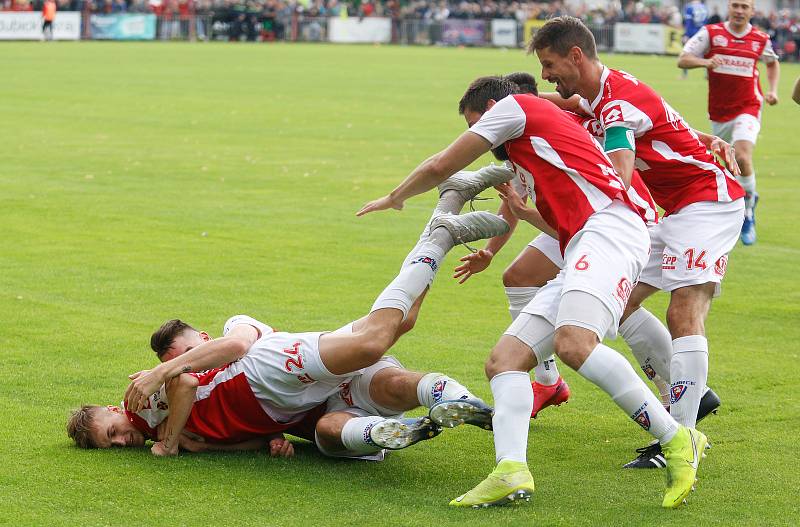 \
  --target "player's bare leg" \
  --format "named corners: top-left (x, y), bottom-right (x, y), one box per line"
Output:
top-left (502, 245), bottom-right (568, 417)
top-left (733, 139), bottom-right (758, 245)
